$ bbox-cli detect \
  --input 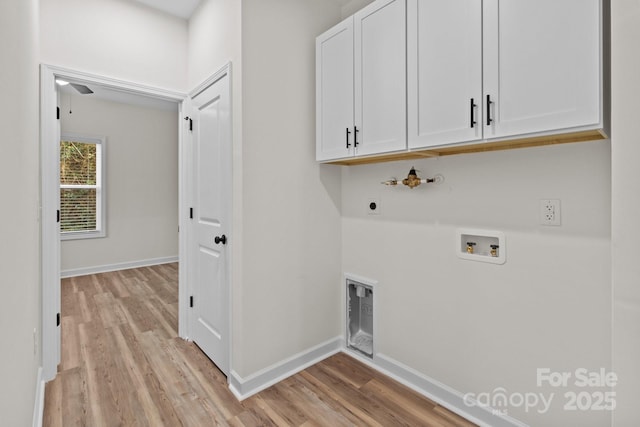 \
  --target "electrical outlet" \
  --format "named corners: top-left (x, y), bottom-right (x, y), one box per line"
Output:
top-left (540, 199), bottom-right (561, 226)
top-left (367, 197), bottom-right (380, 215)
